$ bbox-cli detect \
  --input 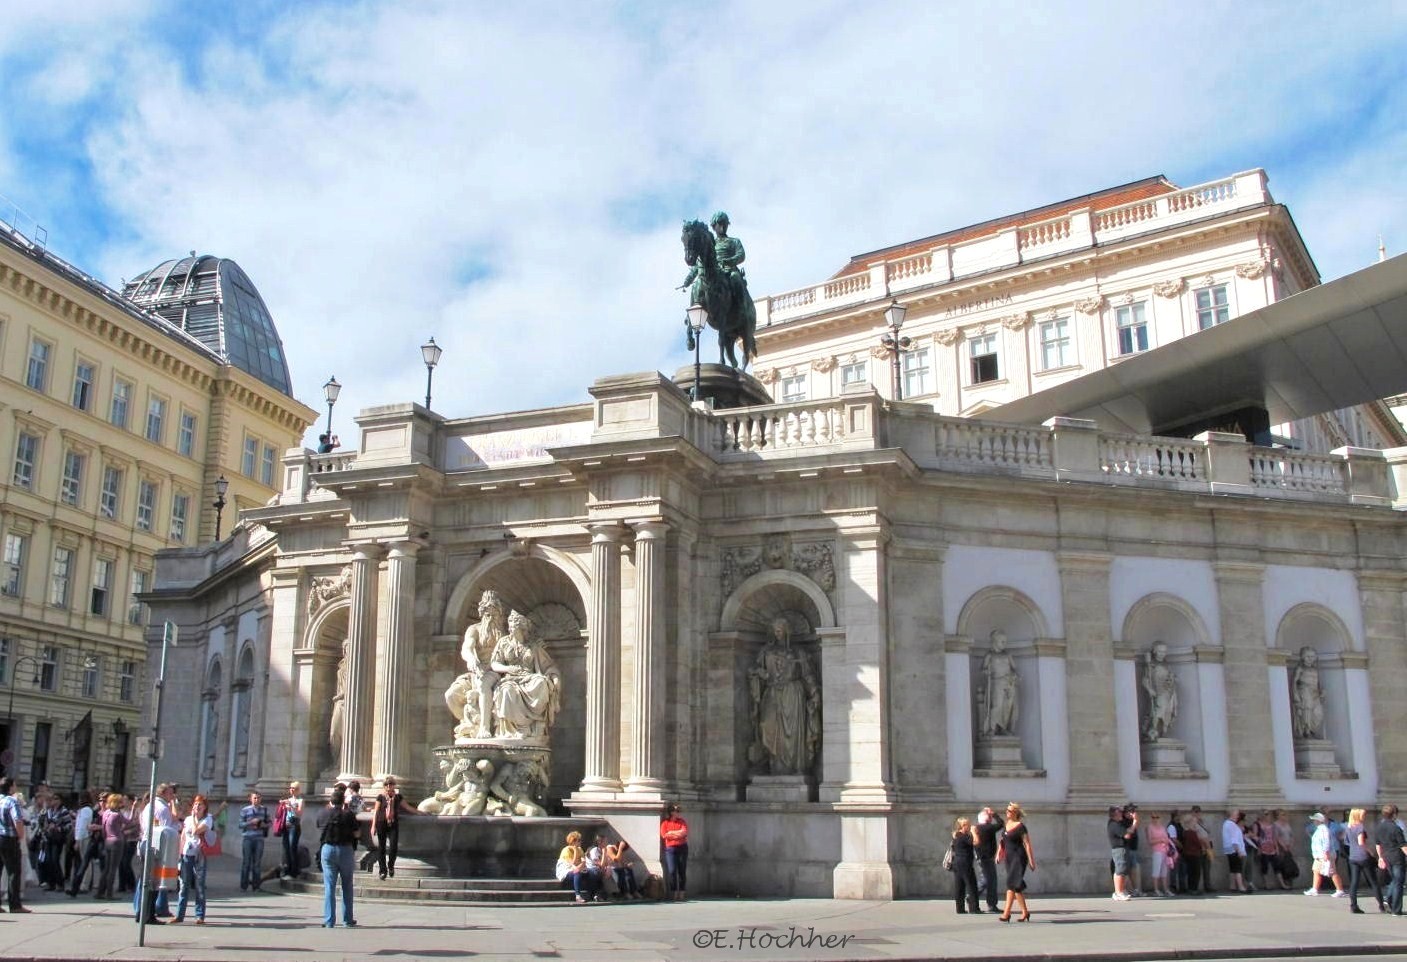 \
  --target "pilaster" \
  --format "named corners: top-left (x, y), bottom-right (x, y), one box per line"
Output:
top-left (1212, 560), bottom-right (1279, 801)
top-left (338, 543), bottom-right (382, 782)
top-left (1057, 551), bottom-right (1121, 800)
top-left (625, 520), bottom-right (667, 796)
top-left (581, 522), bottom-right (624, 793)
top-left (373, 540), bottom-right (419, 786)
top-left (1358, 570), bottom-right (1407, 795)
